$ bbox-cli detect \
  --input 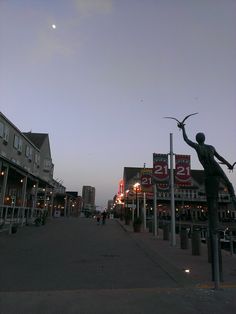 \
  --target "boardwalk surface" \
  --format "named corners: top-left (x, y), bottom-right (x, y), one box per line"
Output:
top-left (0, 218), bottom-right (235, 313)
